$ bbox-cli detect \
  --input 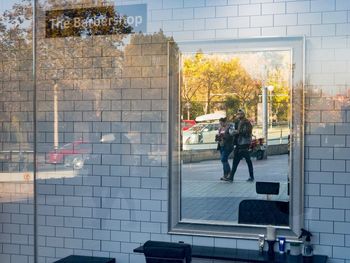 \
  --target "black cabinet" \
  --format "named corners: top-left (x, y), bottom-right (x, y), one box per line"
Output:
top-left (134, 245), bottom-right (327, 263)
top-left (54, 255), bottom-right (115, 263)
